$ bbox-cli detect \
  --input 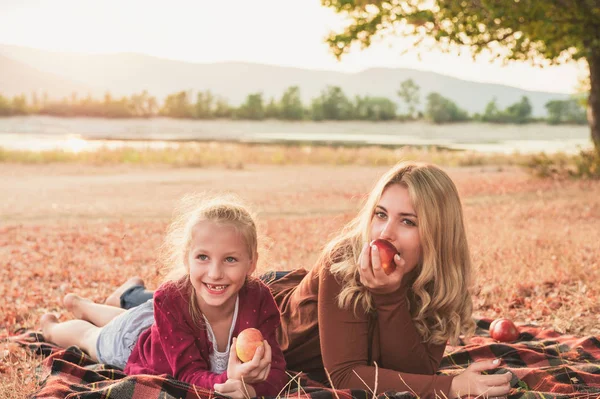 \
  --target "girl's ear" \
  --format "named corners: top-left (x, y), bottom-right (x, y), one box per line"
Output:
top-left (249, 252), bottom-right (258, 276)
